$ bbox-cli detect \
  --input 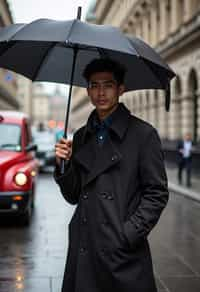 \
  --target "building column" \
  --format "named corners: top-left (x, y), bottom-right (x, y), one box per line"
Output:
top-left (135, 19), bottom-right (143, 38)
top-left (142, 12), bottom-right (150, 43)
top-left (170, 0), bottom-right (181, 33)
top-left (157, 91), bottom-right (166, 138)
top-left (181, 94), bottom-right (193, 137)
top-left (159, 0), bottom-right (168, 42)
top-left (196, 91), bottom-right (200, 142)
top-left (149, 5), bottom-right (158, 46)
top-left (184, 0), bottom-right (197, 23)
